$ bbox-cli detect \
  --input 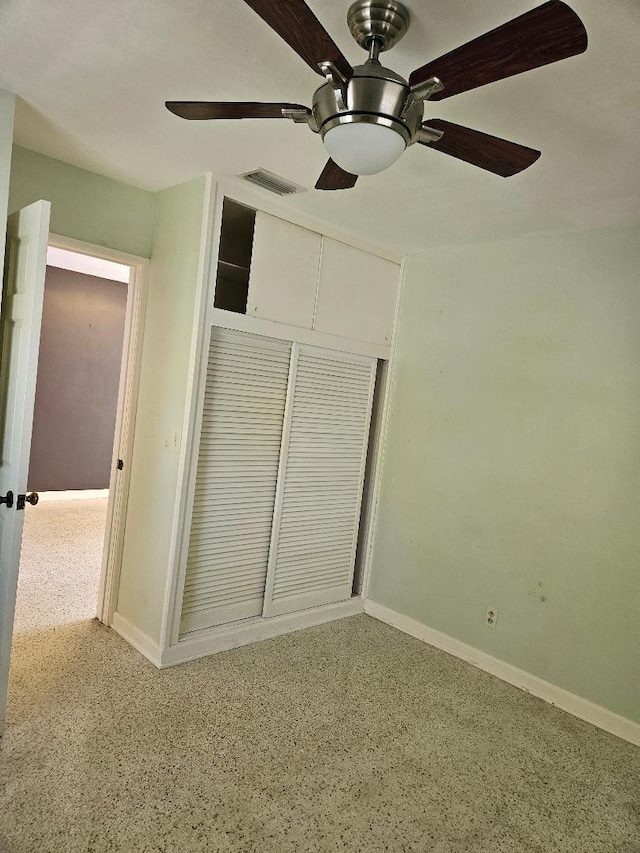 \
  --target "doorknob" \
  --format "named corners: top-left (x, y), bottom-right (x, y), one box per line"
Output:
top-left (17, 492), bottom-right (39, 510)
top-left (0, 491), bottom-right (14, 509)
